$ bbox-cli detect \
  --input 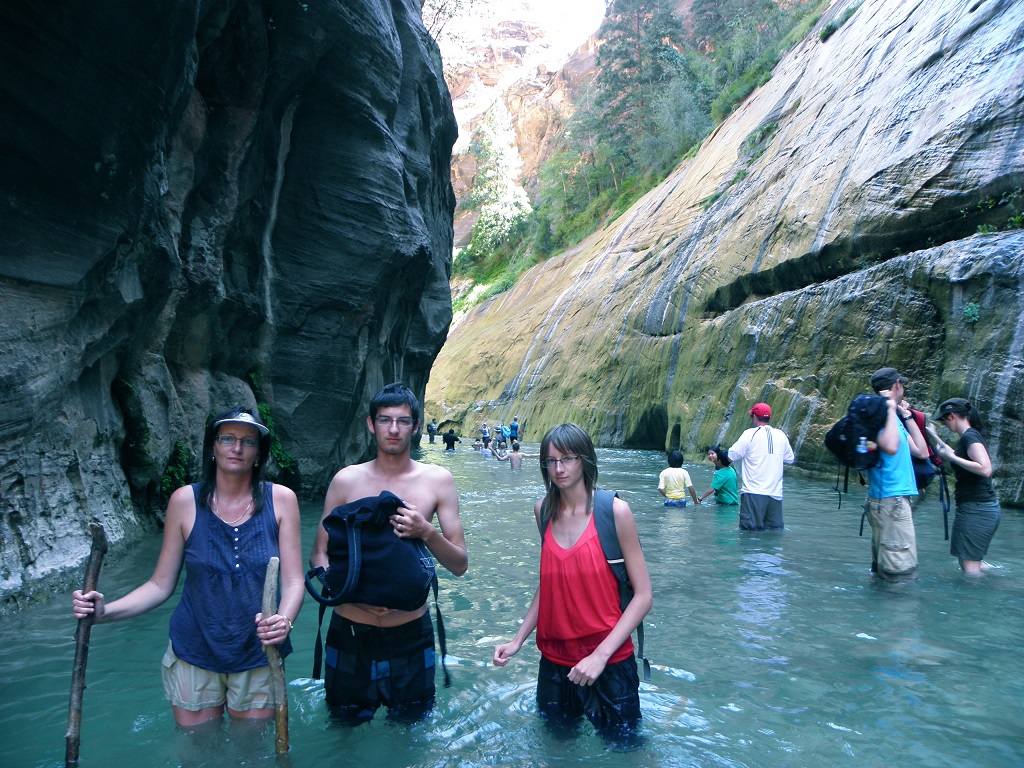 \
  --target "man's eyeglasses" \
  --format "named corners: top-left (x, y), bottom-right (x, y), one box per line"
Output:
top-left (216, 434), bottom-right (258, 448)
top-left (543, 455), bottom-right (580, 468)
top-left (374, 416), bottom-right (415, 429)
